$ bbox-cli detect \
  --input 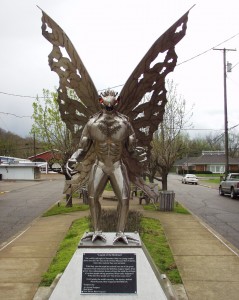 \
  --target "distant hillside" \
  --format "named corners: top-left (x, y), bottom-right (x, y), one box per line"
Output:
top-left (0, 128), bottom-right (42, 158)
